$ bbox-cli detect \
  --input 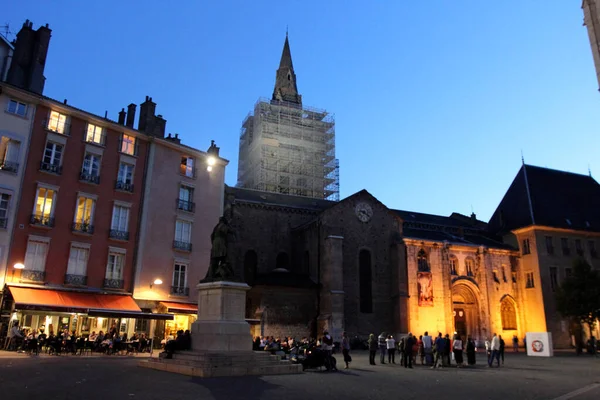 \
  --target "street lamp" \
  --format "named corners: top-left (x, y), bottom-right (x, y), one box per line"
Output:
top-left (207, 156), bottom-right (216, 172)
top-left (13, 263), bottom-right (24, 270)
top-left (150, 278), bottom-right (163, 289)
